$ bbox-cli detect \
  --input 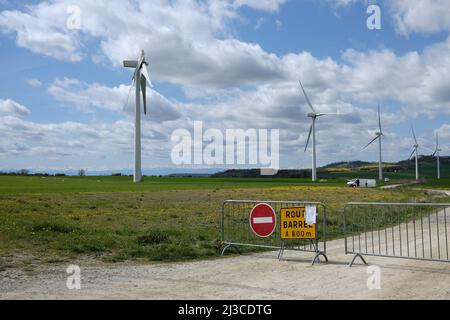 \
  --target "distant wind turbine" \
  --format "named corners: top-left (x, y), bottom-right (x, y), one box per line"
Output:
top-left (409, 125), bottom-right (420, 180)
top-left (299, 80), bottom-right (339, 182)
top-left (363, 105), bottom-right (384, 181)
top-left (123, 50), bottom-right (153, 183)
top-left (432, 133), bottom-right (441, 179)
